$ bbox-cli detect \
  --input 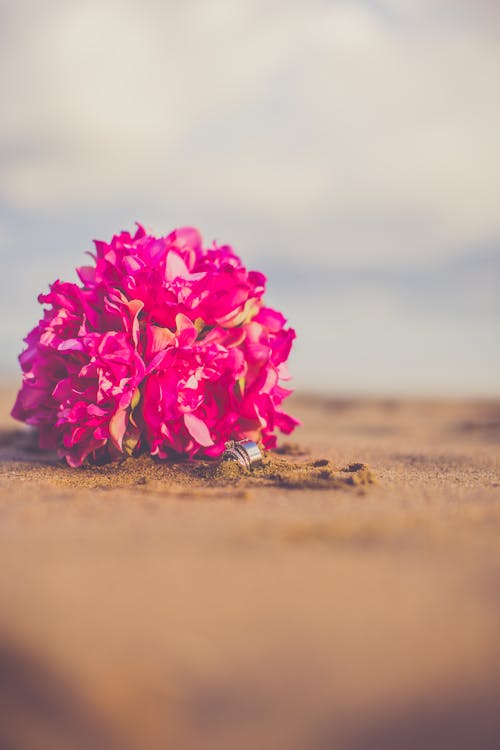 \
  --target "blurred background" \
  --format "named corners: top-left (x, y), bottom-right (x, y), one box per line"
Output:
top-left (0, 0), bottom-right (499, 396)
